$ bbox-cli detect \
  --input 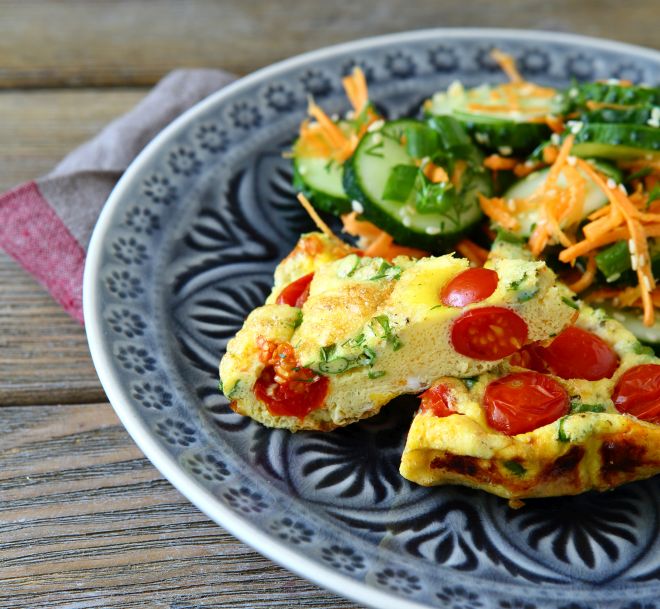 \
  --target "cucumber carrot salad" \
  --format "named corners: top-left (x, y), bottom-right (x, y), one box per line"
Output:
top-left (291, 50), bottom-right (660, 351)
